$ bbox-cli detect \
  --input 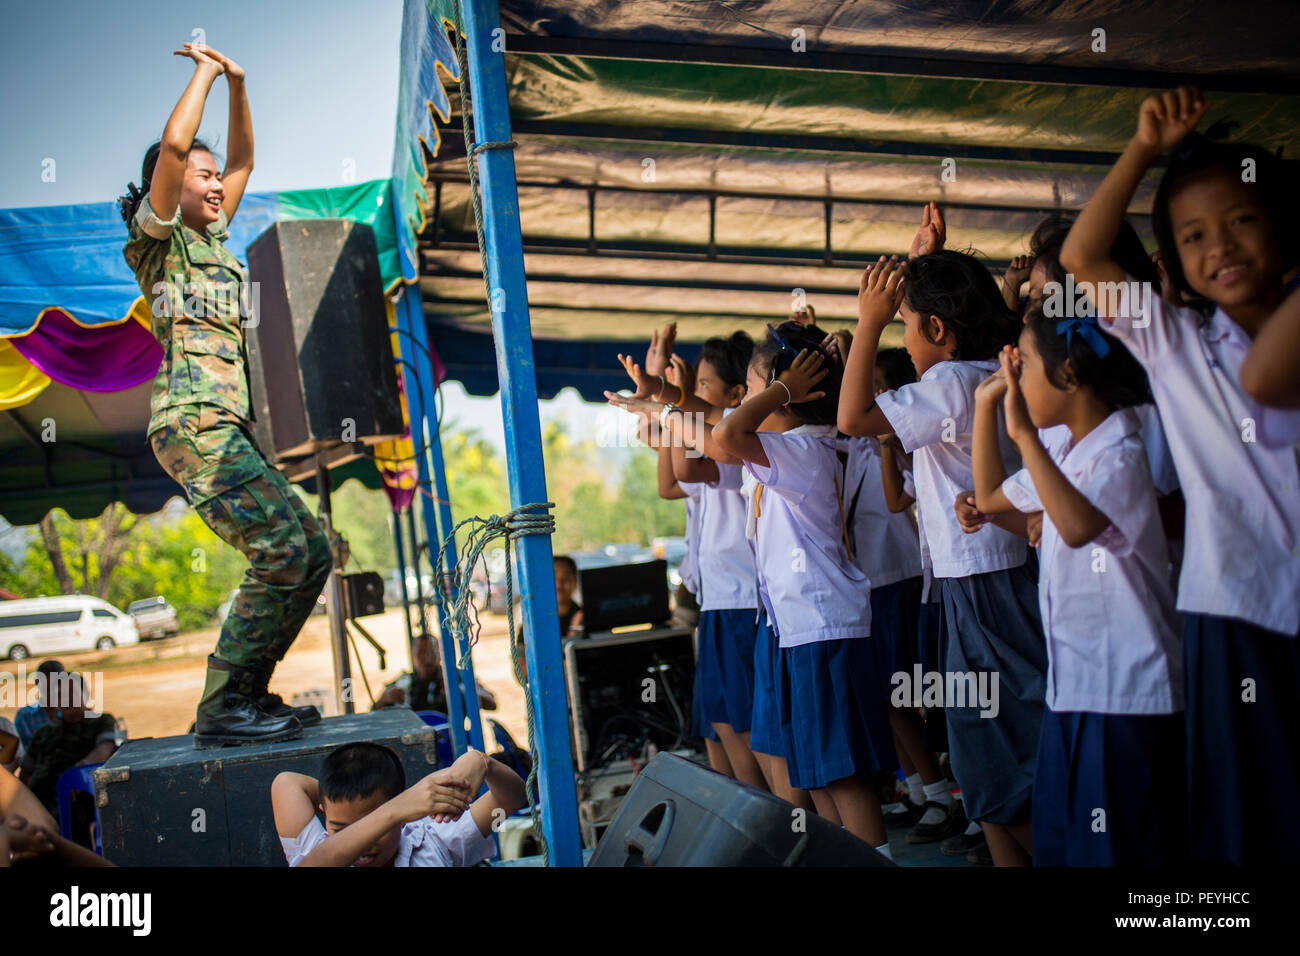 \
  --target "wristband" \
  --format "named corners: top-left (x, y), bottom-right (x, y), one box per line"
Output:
top-left (774, 379), bottom-right (793, 405)
top-left (659, 403), bottom-right (678, 431)
top-left (653, 375), bottom-right (666, 400)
